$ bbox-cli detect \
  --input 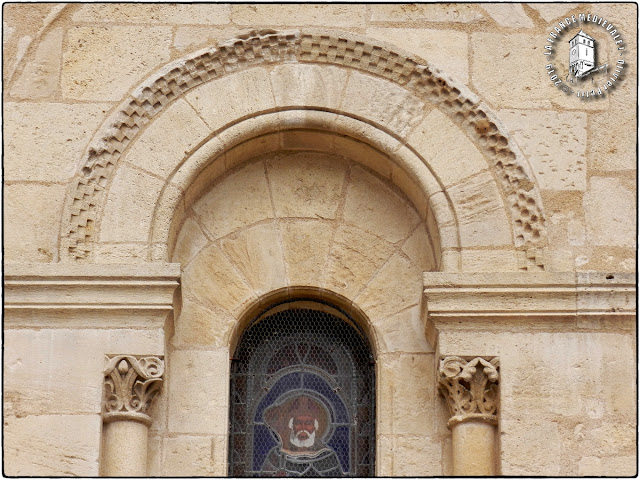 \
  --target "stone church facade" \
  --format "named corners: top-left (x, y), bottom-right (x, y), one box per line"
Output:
top-left (3, 3), bottom-right (636, 477)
